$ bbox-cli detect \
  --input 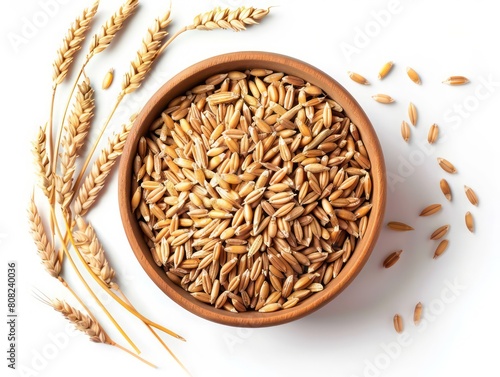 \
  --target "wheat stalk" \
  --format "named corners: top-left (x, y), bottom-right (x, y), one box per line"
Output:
top-left (52, 0), bottom-right (100, 85)
top-left (56, 77), bottom-right (94, 209)
top-left (27, 194), bottom-right (61, 278)
top-left (121, 8), bottom-right (172, 95)
top-left (73, 116), bottom-right (135, 217)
